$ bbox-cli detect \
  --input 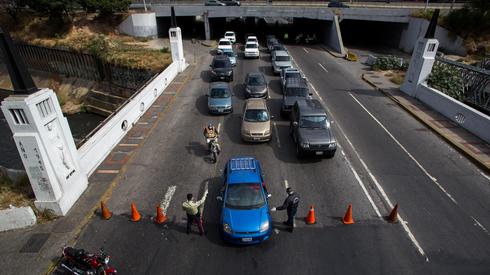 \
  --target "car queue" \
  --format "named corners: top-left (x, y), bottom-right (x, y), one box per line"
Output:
top-left (206, 31), bottom-right (337, 244)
